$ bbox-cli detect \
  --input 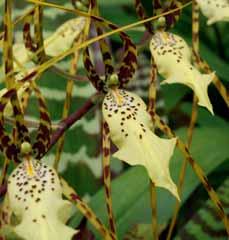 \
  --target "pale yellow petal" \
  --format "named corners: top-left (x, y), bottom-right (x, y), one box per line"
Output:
top-left (196, 0), bottom-right (229, 25)
top-left (103, 89), bottom-right (179, 200)
top-left (7, 160), bottom-right (77, 240)
top-left (150, 32), bottom-right (214, 114)
top-left (44, 17), bottom-right (86, 56)
top-left (161, 69), bottom-right (214, 114)
top-left (9, 17), bottom-right (86, 72)
top-left (113, 131), bottom-right (179, 200)
top-left (13, 43), bottom-right (30, 66)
